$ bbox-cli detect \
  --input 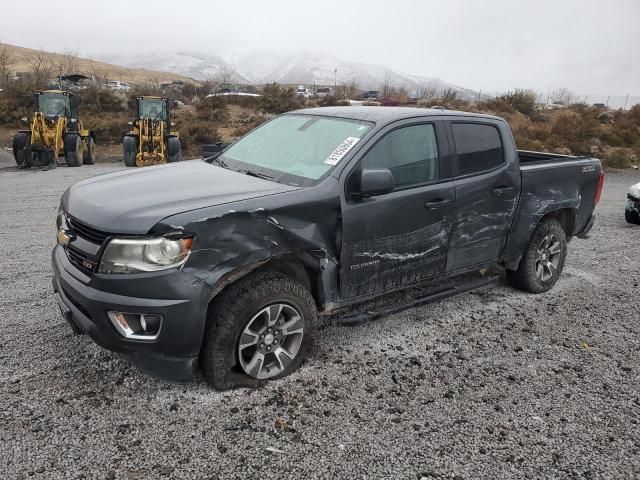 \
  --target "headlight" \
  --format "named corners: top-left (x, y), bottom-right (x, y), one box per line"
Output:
top-left (629, 183), bottom-right (640, 200)
top-left (98, 237), bottom-right (193, 274)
